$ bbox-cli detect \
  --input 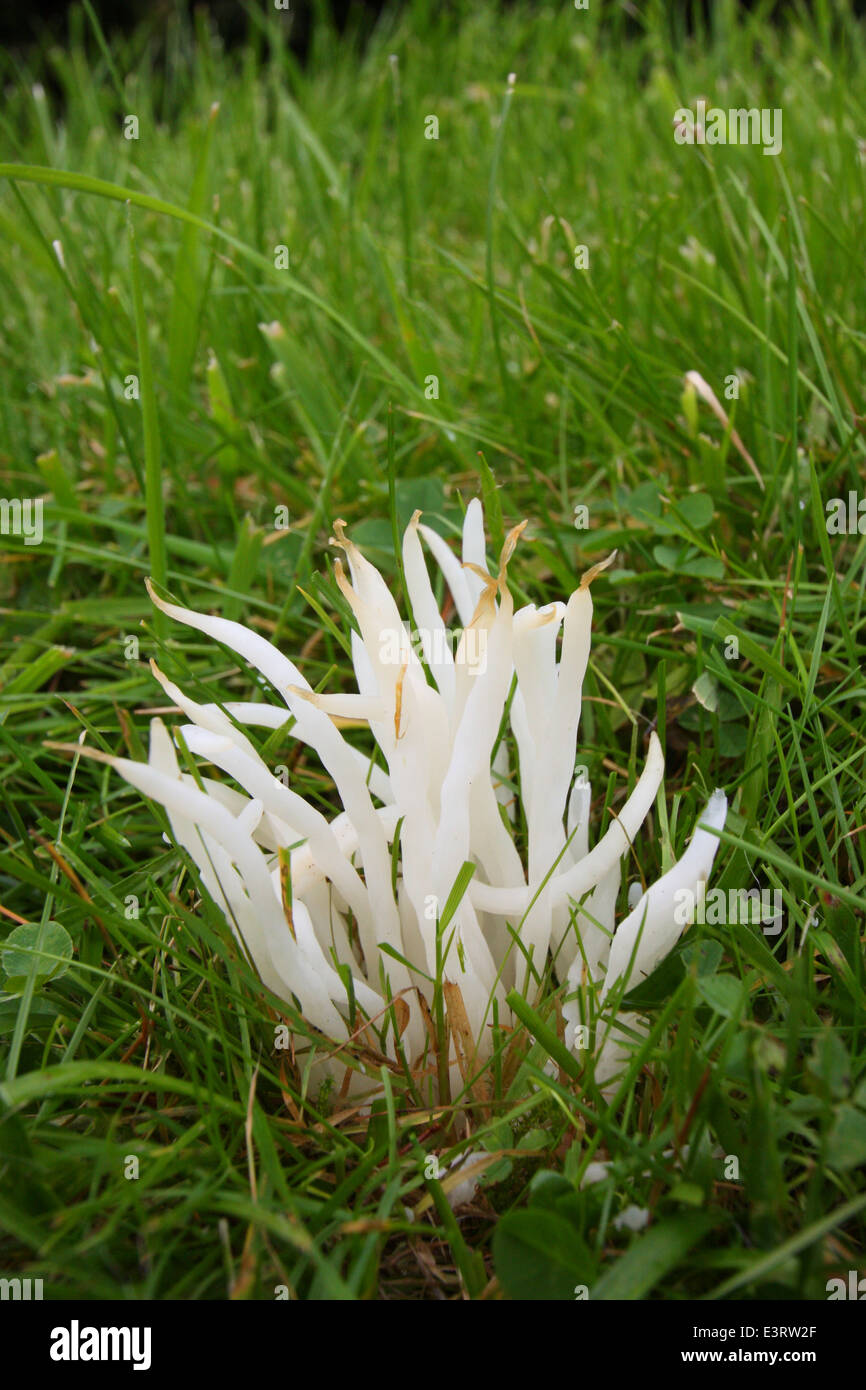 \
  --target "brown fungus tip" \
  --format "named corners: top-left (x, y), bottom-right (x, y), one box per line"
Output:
top-left (499, 519), bottom-right (528, 570)
top-left (330, 518), bottom-right (349, 549)
top-left (580, 550), bottom-right (618, 589)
